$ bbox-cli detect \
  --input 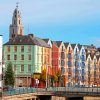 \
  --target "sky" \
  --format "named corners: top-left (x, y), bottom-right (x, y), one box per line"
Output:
top-left (0, 0), bottom-right (100, 47)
